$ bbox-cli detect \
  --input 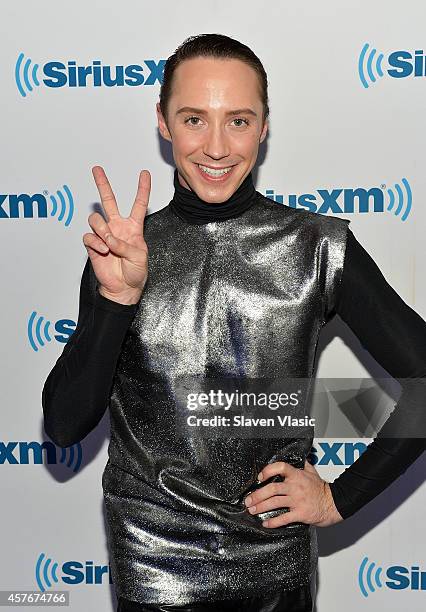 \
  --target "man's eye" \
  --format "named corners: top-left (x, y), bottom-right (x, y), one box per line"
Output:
top-left (232, 118), bottom-right (249, 127)
top-left (184, 116), bottom-right (202, 126)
